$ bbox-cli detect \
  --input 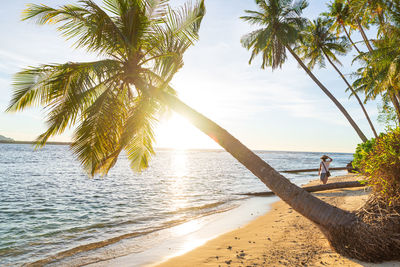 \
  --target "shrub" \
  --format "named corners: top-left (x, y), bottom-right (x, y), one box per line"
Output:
top-left (359, 128), bottom-right (400, 205)
top-left (353, 138), bottom-right (376, 170)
